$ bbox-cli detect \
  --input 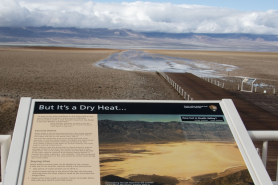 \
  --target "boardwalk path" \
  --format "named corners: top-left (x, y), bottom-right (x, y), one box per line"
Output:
top-left (165, 72), bottom-right (278, 180)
